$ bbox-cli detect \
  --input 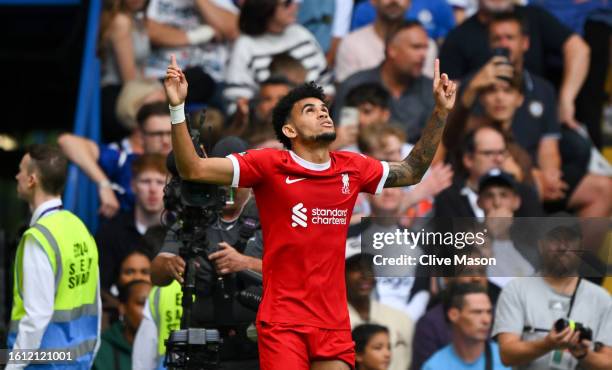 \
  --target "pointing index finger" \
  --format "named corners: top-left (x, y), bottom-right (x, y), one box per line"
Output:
top-left (170, 54), bottom-right (178, 68)
top-left (434, 58), bottom-right (440, 84)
